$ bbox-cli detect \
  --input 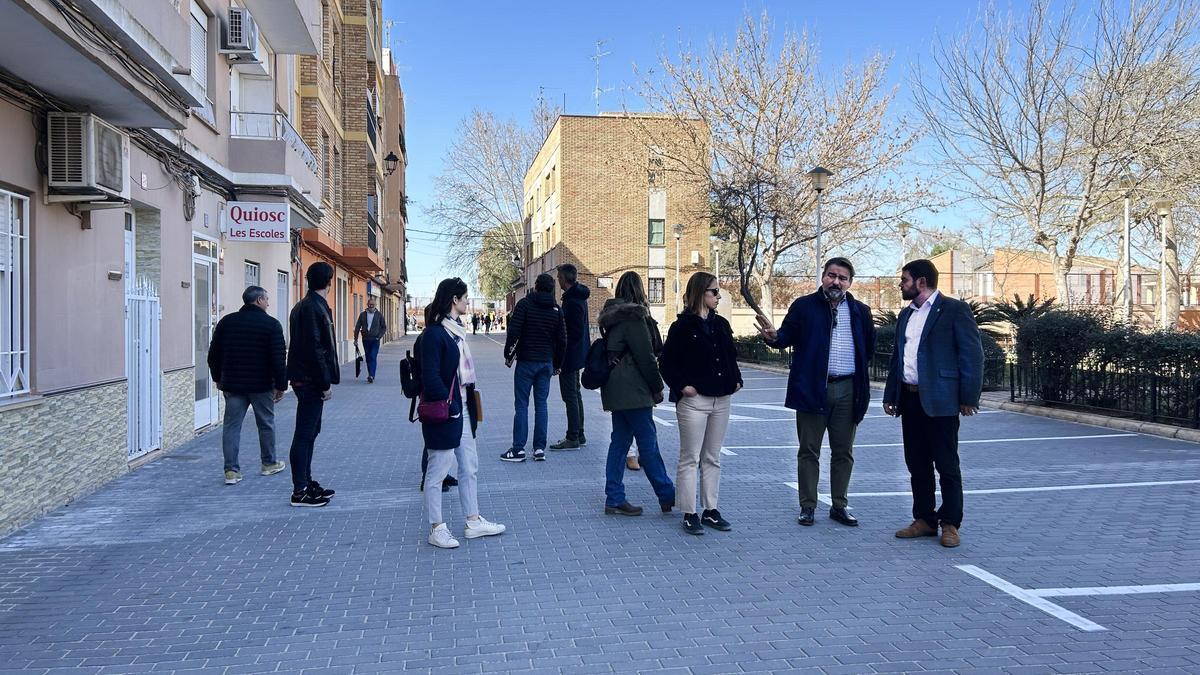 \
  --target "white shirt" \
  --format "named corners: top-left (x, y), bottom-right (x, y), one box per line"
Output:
top-left (902, 290), bottom-right (940, 385)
